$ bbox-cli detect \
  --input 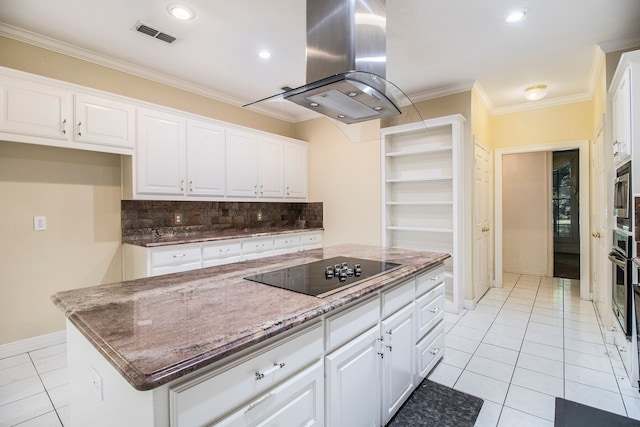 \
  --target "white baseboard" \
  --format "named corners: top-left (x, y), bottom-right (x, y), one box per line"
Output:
top-left (0, 330), bottom-right (66, 359)
top-left (464, 299), bottom-right (477, 310)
